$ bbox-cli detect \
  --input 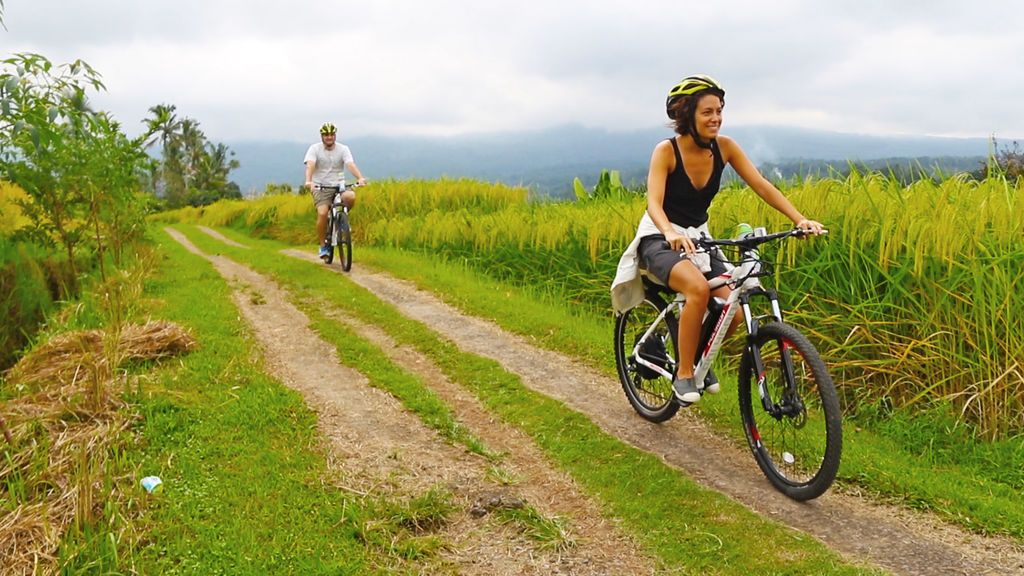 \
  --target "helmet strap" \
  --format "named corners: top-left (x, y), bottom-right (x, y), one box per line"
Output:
top-left (688, 115), bottom-right (714, 150)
